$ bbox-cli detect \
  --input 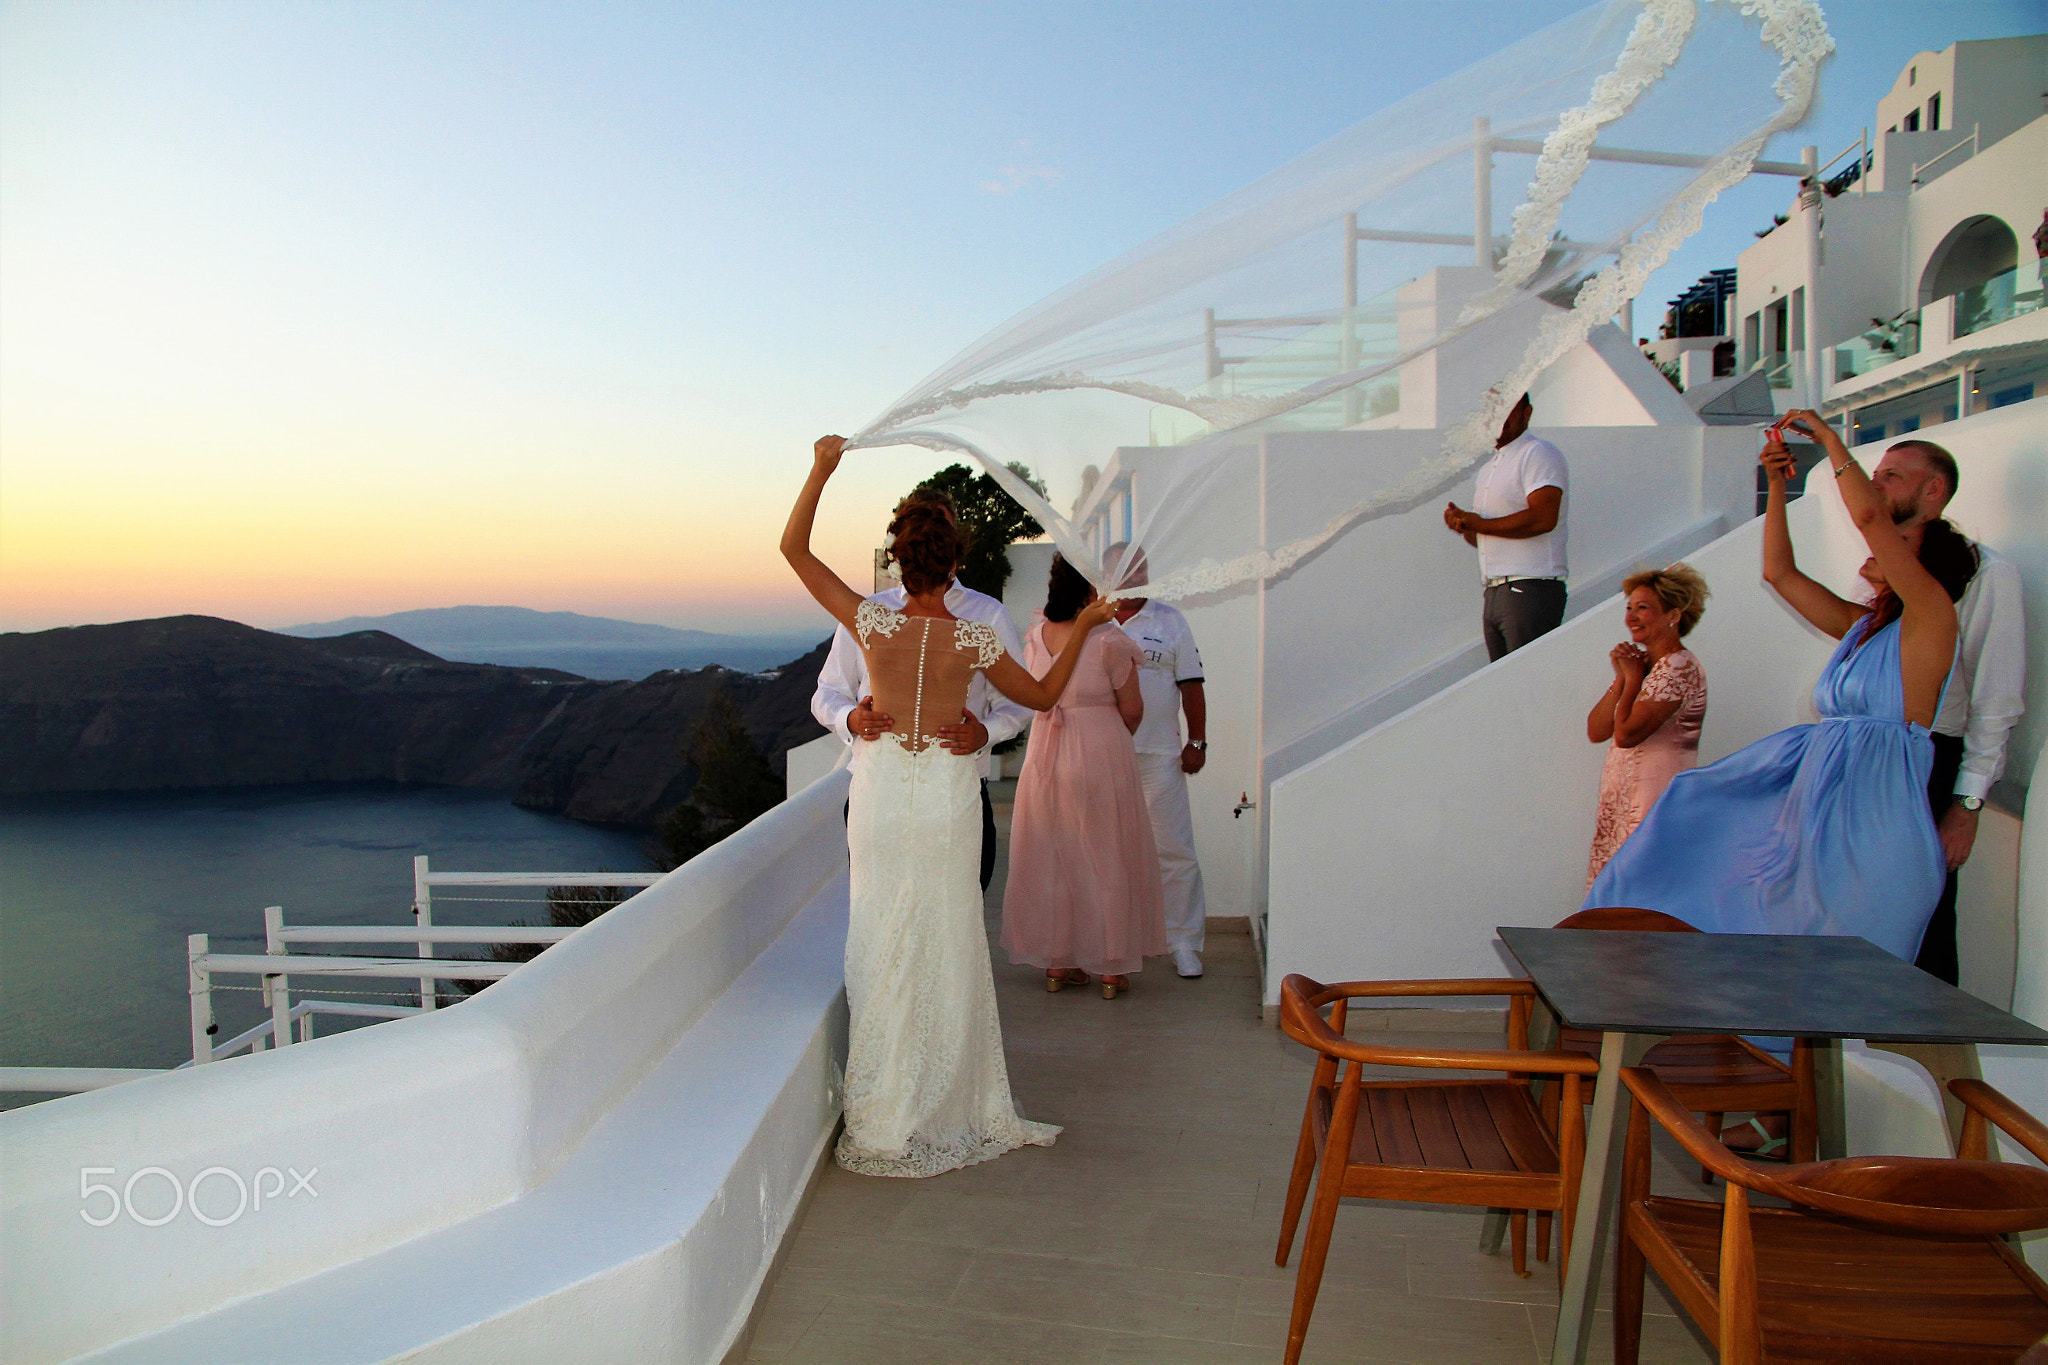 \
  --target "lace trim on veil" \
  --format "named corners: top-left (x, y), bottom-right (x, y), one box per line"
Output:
top-left (1140, 0), bottom-right (1832, 602)
top-left (845, 0), bottom-right (1834, 604)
